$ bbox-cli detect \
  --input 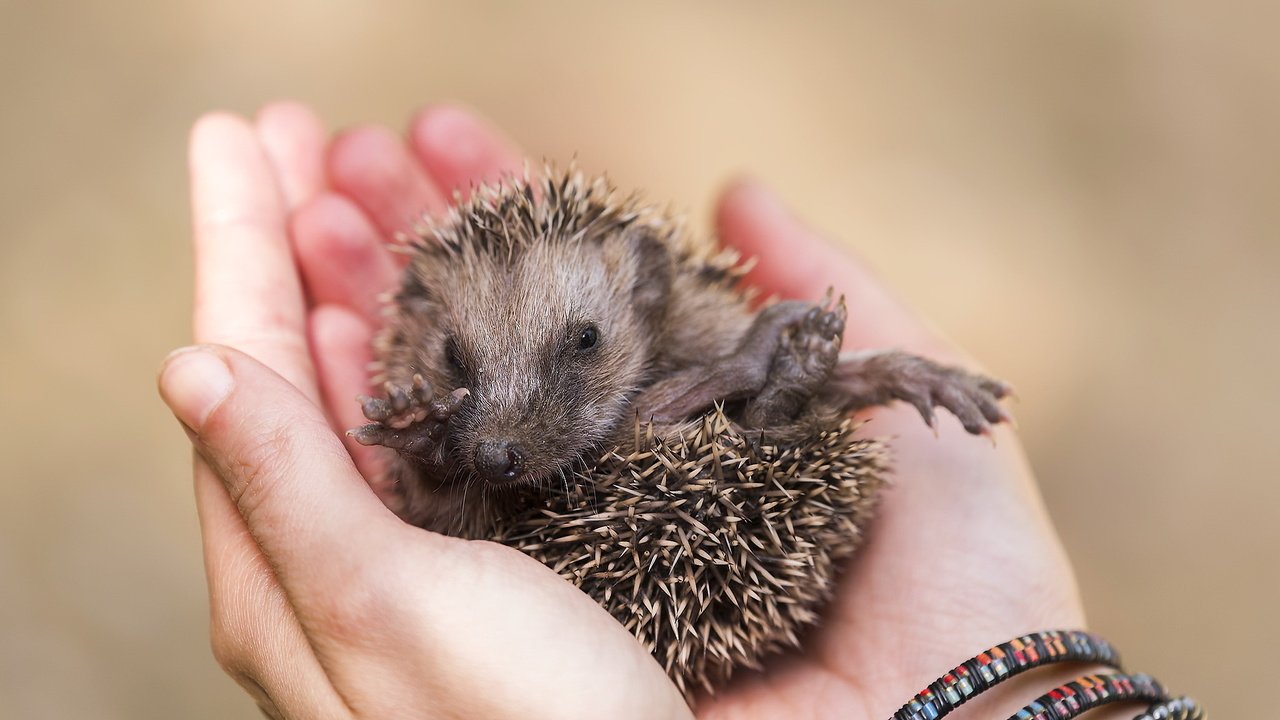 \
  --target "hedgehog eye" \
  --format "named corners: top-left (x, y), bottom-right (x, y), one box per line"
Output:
top-left (577, 324), bottom-right (600, 351)
top-left (445, 336), bottom-right (466, 374)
